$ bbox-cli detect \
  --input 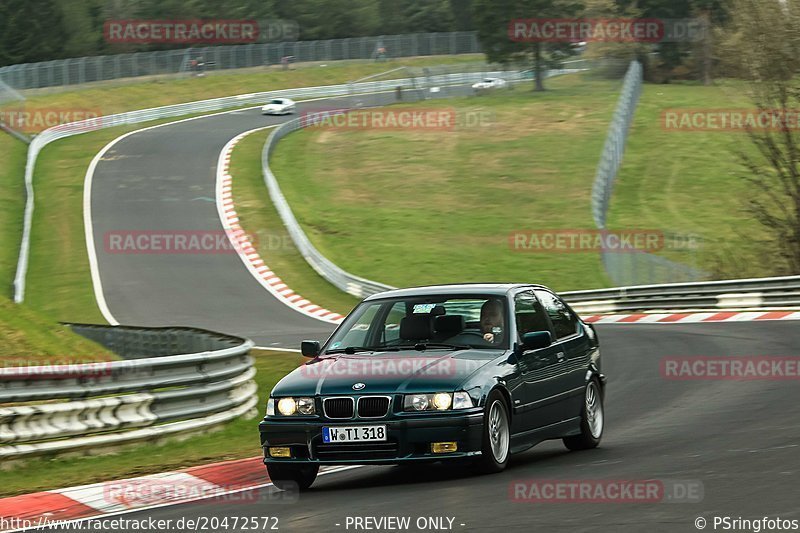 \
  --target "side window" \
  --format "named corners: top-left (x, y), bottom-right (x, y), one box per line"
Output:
top-left (535, 290), bottom-right (579, 339)
top-left (514, 291), bottom-right (552, 339)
